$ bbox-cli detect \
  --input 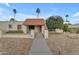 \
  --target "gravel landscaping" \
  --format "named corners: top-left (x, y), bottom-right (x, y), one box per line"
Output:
top-left (0, 38), bottom-right (33, 55)
top-left (47, 32), bottom-right (79, 55)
